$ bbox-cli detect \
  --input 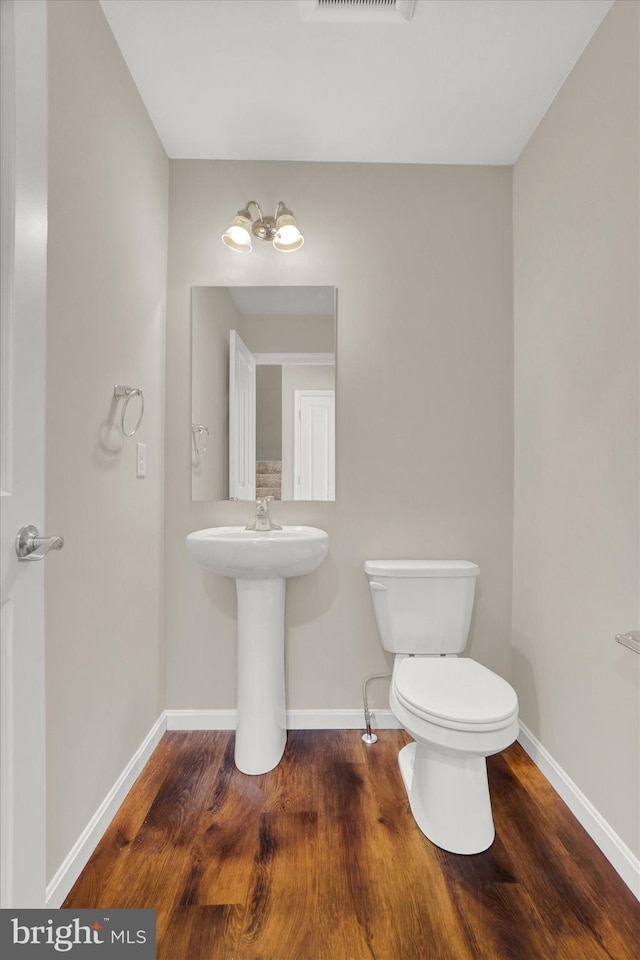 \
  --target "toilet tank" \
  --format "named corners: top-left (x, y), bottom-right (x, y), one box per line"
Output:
top-left (364, 560), bottom-right (479, 655)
